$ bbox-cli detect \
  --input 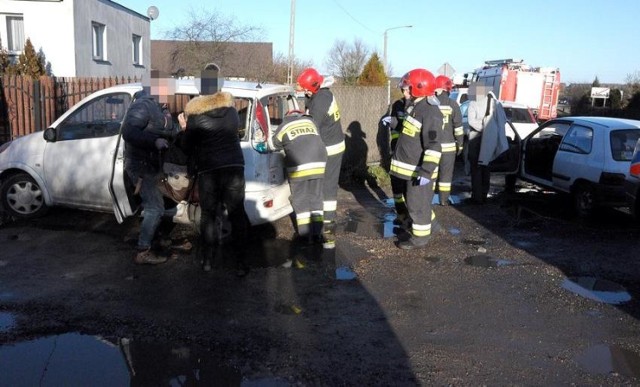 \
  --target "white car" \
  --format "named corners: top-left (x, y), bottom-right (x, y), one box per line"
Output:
top-left (460, 99), bottom-right (537, 140)
top-left (495, 116), bottom-right (640, 216)
top-left (0, 80), bottom-right (295, 225)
